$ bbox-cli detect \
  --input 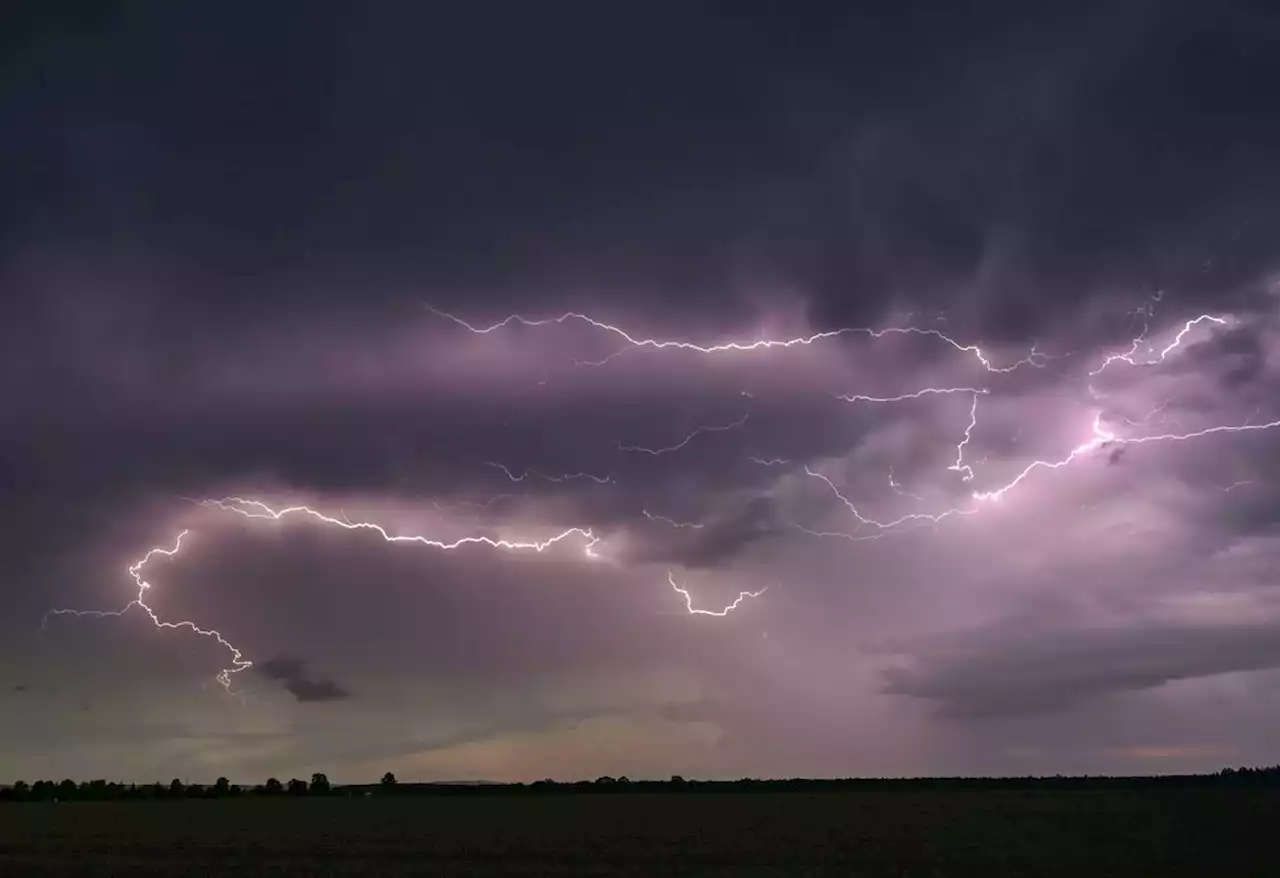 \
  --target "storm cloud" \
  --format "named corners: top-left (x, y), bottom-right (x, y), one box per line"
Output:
top-left (256, 656), bottom-right (351, 704)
